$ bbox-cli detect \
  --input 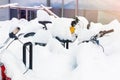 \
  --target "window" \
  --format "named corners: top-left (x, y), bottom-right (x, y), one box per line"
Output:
top-left (10, 8), bottom-right (36, 20)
